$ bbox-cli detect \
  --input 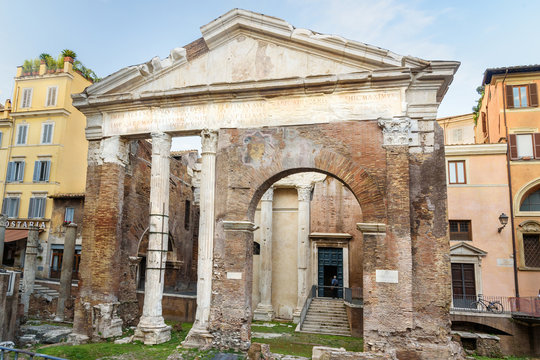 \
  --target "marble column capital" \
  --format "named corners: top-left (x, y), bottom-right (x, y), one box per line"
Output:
top-left (296, 185), bottom-right (312, 202)
top-left (151, 132), bottom-right (172, 151)
top-left (201, 129), bottom-right (218, 154)
top-left (377, 116), bottom-right (420, 147)
top-left (261, 188), bottom-right (274, 202)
